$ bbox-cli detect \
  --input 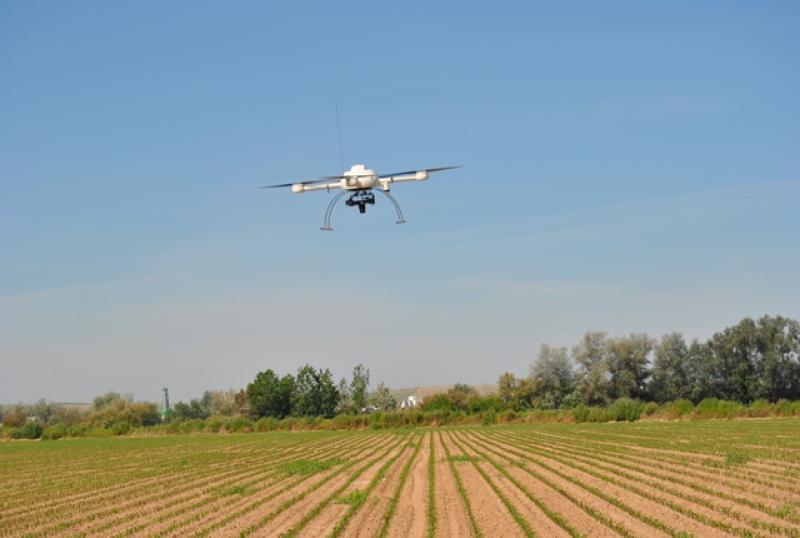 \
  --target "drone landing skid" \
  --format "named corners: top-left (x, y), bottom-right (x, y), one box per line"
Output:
top-left (321, 190), bottom-right (406, 231)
